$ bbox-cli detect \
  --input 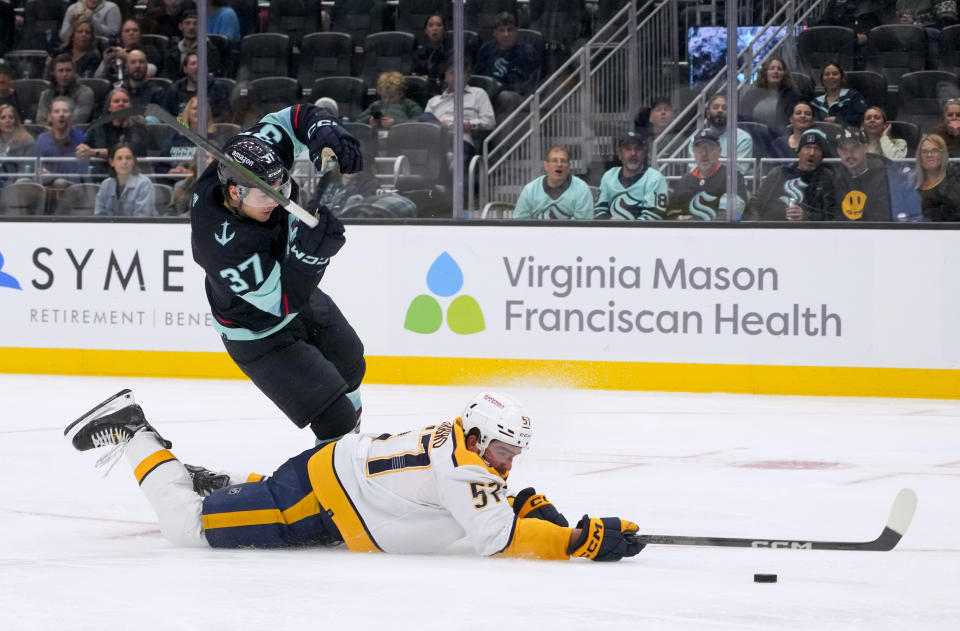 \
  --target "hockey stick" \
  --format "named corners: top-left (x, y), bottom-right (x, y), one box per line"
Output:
top-left (626, 488), bottom-right (916, 551)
